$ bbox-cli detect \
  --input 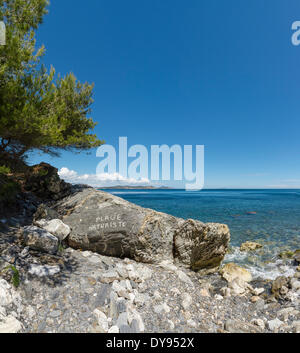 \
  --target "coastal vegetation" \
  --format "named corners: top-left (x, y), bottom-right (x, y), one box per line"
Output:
top-left (0, 0), bottom-right (103, 171)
